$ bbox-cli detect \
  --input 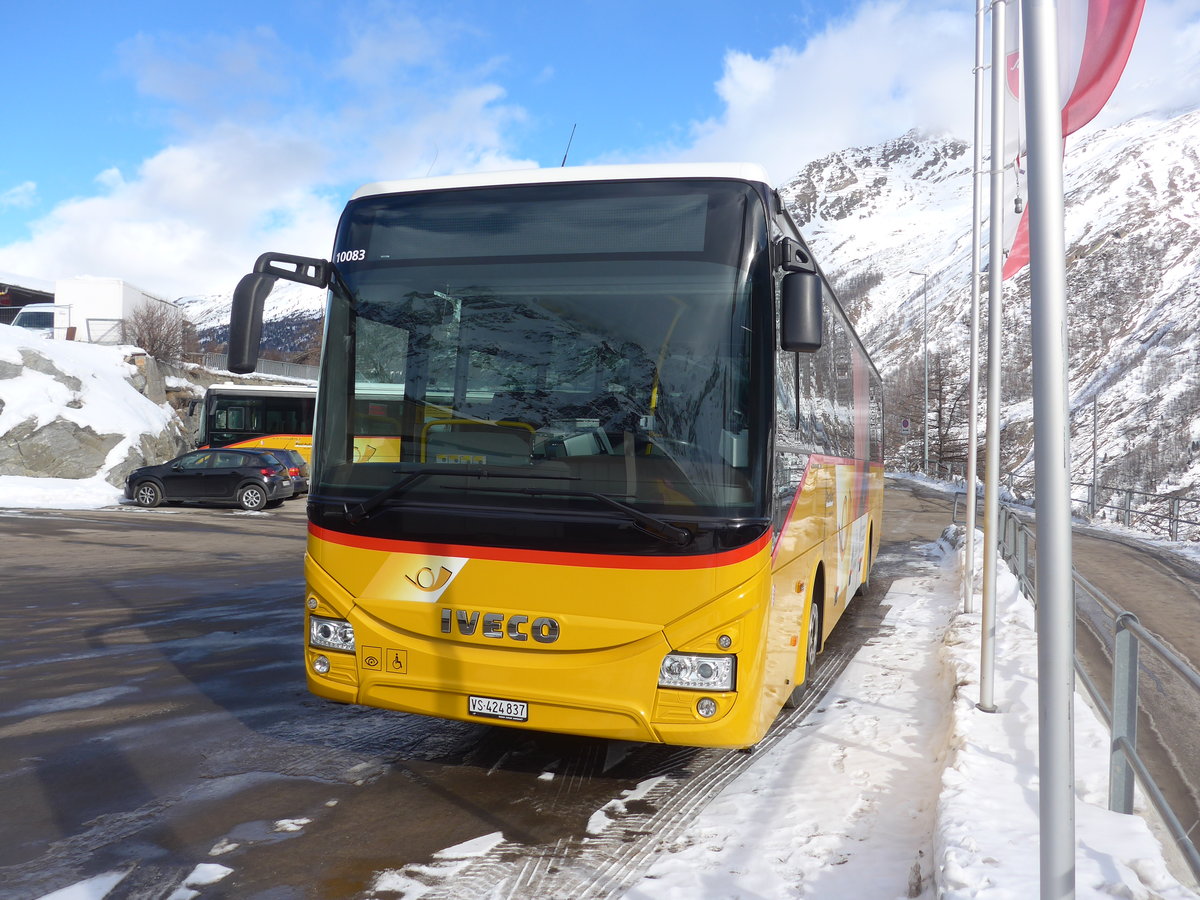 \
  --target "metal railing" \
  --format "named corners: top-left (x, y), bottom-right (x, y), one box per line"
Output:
top-left (912, 458), bottom-right (1200, 542)
top-left (990, 503), bottom-right (1200, 880)
top-left (1070, 481), bottom-right (1200, 542)
top-left (194, 352), bottom-right (318, 382)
